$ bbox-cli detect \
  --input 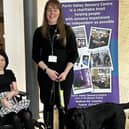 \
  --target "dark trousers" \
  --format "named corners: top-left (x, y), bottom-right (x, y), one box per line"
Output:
top-left (3, 109), bottom-right (34, 129)
top-left (44, 104), bottom-right (66, 129)
top-left (41, 77), bottom-right (73, 129)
